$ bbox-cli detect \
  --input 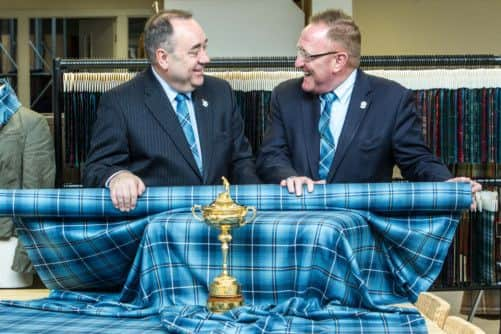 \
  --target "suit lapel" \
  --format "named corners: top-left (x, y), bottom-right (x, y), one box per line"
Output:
top-left (328, 70), bottom-right (371, 180)
top-left (143, 69), bottom-right (201, 177)
top-left (302, 93), bottom-right (321, 179)
top-left (192, 89), bottom-right (213, 183)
